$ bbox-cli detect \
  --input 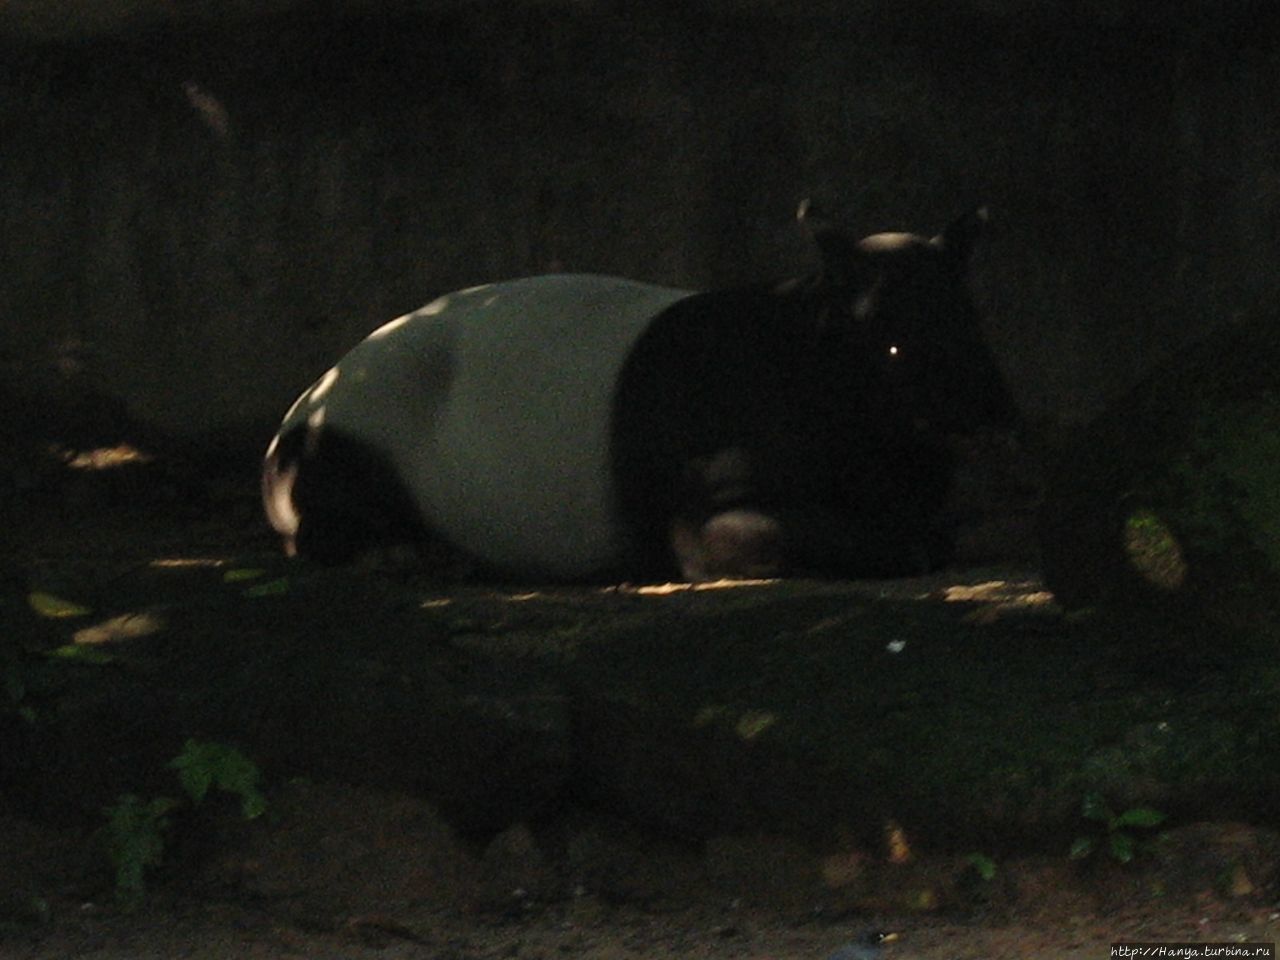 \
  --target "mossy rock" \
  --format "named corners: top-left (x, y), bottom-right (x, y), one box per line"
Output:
top-left (1039, 315), bottom-right (1280, 628)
